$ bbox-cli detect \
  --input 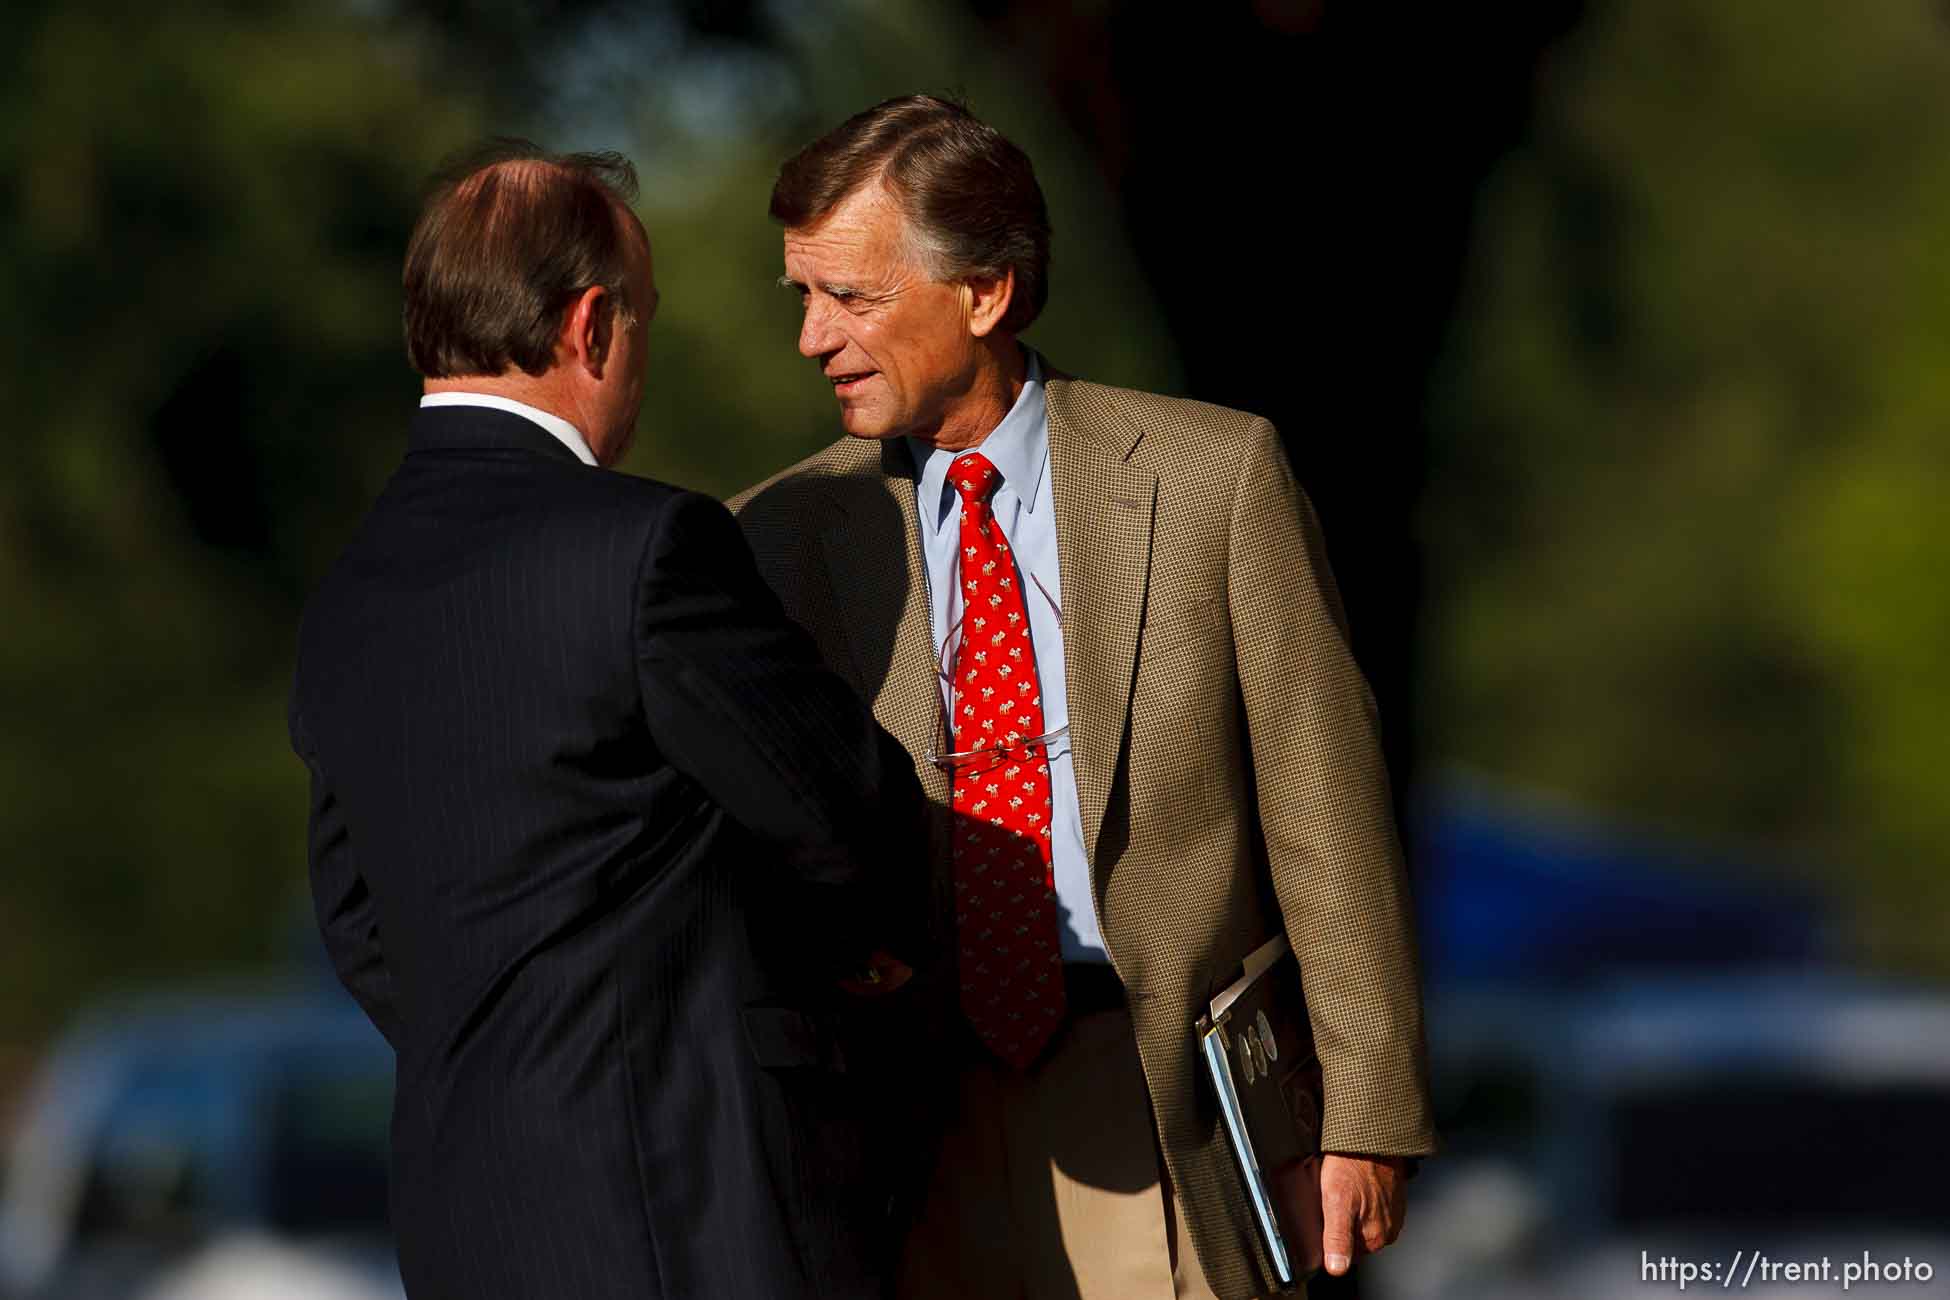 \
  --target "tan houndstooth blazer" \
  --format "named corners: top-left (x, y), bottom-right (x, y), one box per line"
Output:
top-left (729, 372), bottom-right (1436, 1299)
